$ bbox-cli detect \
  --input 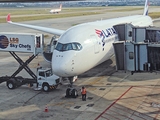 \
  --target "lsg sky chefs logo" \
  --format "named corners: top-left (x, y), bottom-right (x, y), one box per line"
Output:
top-left (0, 35), bottom-right (31, 50)
top-left (0, 35), bottom-right (9, 49)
